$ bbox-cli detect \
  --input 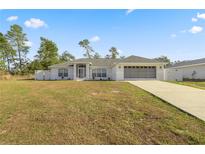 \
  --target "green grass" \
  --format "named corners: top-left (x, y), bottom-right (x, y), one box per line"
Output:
top-left (168, 81), bottom-right (205, 90)
top-left (0, 80), bottom-right (205, 144)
